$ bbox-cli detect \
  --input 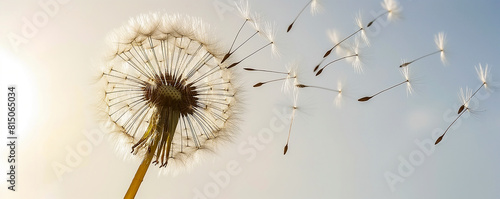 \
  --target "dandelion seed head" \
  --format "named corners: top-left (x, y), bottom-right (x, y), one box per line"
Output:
top-left (235, 0), bottom-right (251, 20)
top-left (346, 39), bottom-right (363, 73)
top-left (135, 13), bottom-right (162, 36)
top-left (310, 0), bottom-right (323, 15)
top-left (382, 0), bottom-right (401, 21)
top-left (99, 13), bottom-right (239, 172)
top-left (475, 63), bottom-right (490, 86)
top-left (355, 13), bottom-right (370, 46)
top-left (249, 12), bottom-right (264, 34)
top-left (264, 22), bottom-right (280, 57)
top-left (334, 80), bottom-right (343, 107)
top-left (282, 62), bottom-right (299, 93)
top-left (155, 17), bottom-right (176, 39)
top-left (434, 32), bottom-right (447, 65)
top-left (400, 66), bottom-right (413, 95)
